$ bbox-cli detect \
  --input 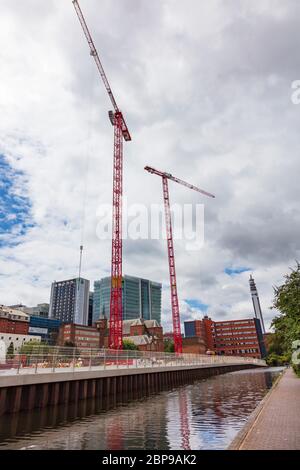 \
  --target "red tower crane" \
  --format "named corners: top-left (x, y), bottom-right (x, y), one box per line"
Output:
top-left (73, 0), bottom-right (131, 349)
top-left (145, 166), bottom-right (215, 353)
